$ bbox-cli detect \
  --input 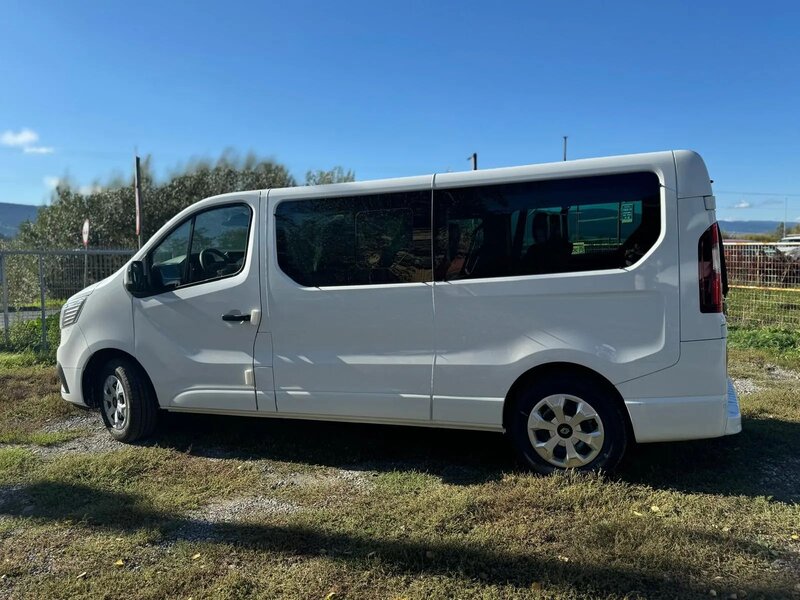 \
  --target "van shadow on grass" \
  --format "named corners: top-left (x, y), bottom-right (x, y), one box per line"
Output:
top-left (620, 417), bottom-right (800, 504)
top-left (153, 412), bottom-right (512, 486)
top-left (152, 412), bottom-right (800, 502)
top-left (0, 480), bottom-right (793, 599)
